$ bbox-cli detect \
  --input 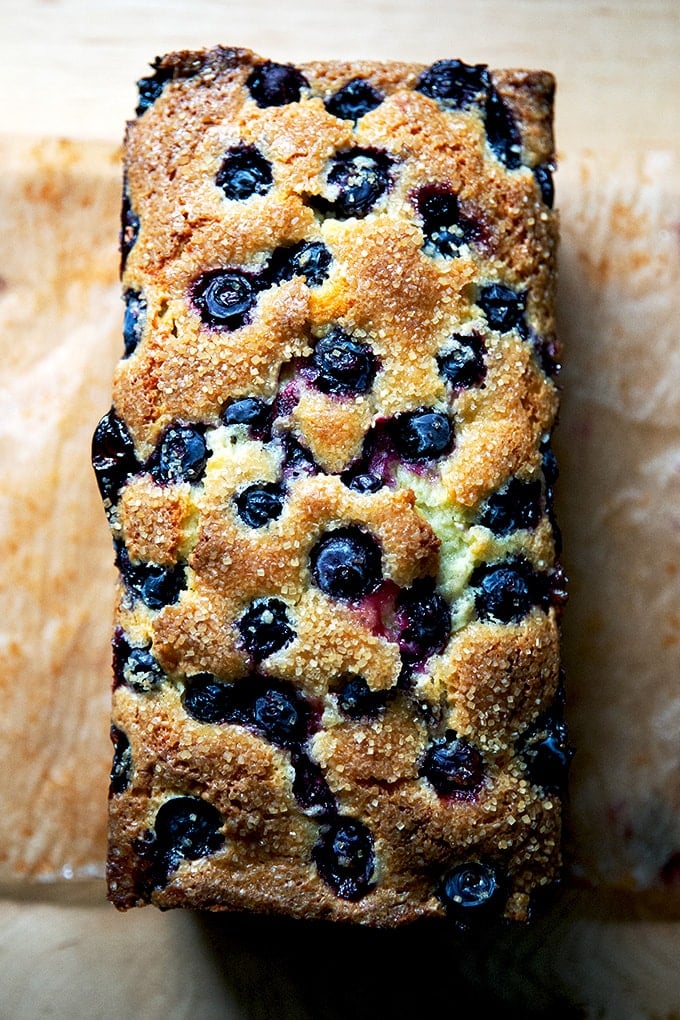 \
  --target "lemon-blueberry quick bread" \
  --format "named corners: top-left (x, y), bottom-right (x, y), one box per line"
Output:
top-left (93, 47), bottom-right (568, 926)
